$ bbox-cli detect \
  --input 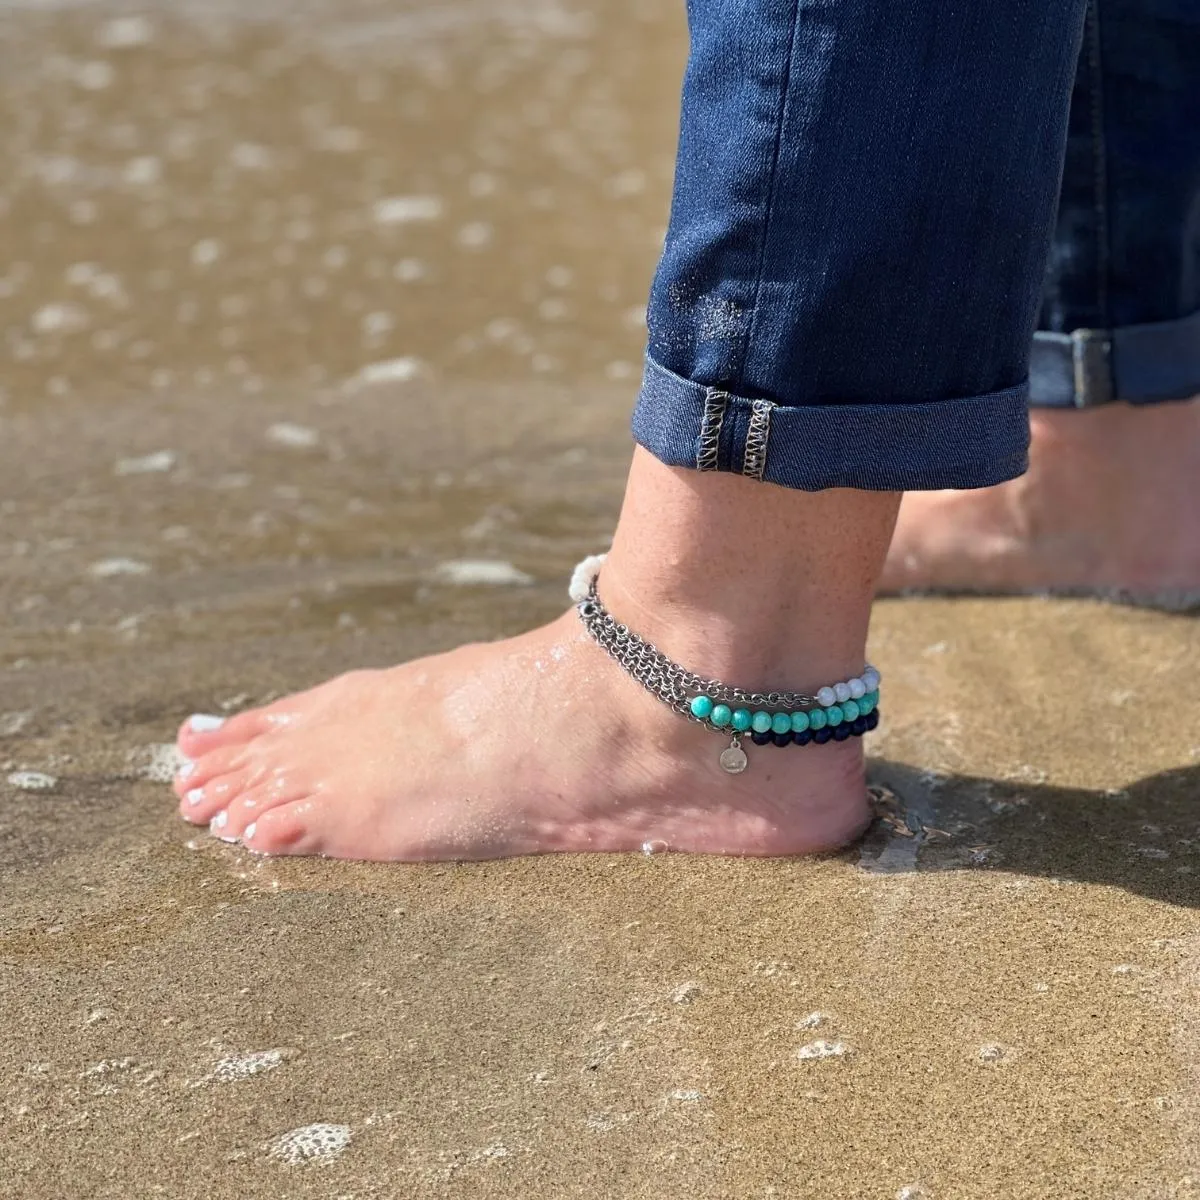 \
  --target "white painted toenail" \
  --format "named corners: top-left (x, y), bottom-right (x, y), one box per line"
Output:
top-left (243, 822), bottom-right (257, 841)
top-left (209, 810), bottom-right (239, 842)
top-left (190, 713), bottom-right (225, 733)
top-left (178, 761), bottom-right (196, 780)
top-left (186, 788), bottom-right (204, 806)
